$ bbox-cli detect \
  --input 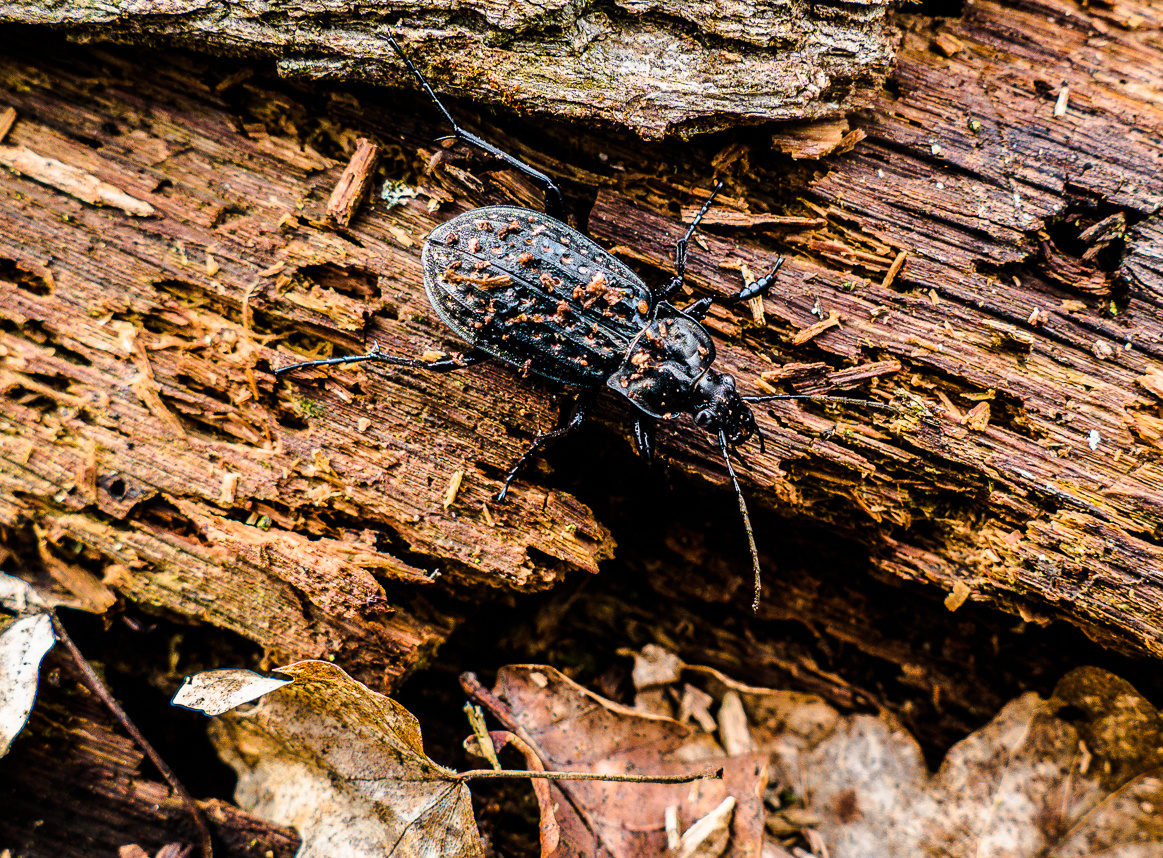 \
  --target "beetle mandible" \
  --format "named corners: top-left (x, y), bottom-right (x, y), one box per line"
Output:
top-left (278, 34), bottom-right (878, 610)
